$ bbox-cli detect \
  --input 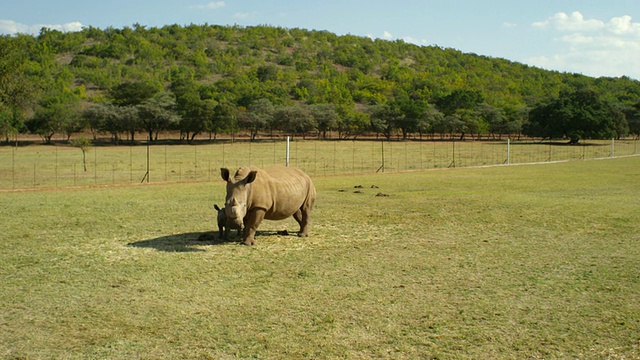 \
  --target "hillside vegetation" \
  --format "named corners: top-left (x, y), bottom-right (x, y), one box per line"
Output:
top-left (1, 24), bottom-right (640, 142)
